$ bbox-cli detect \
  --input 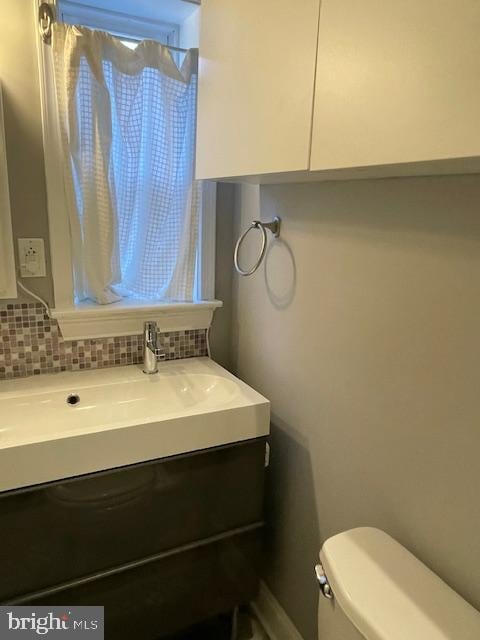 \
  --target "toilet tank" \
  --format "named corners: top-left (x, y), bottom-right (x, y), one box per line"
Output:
top-left (318, 527), bottom-right (480, 640)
